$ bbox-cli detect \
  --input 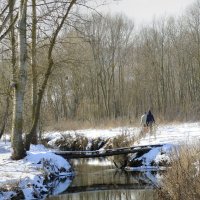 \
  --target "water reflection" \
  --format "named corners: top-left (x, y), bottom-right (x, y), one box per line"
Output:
top-left (47, 158), bottom-right (158, 200)
top-left (48, 177), bottom-right (73, 196)
top-left (49, 190), bottom-right (155, 200)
